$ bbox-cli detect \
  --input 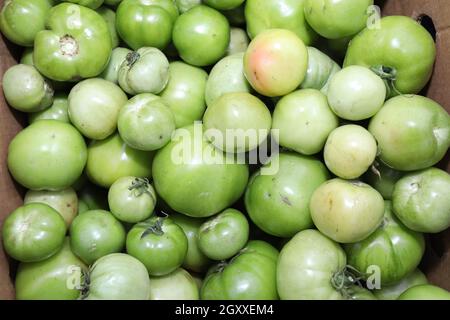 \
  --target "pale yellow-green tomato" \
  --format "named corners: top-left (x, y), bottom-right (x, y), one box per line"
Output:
top-left (149, 268), bottom-right (199, 300)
